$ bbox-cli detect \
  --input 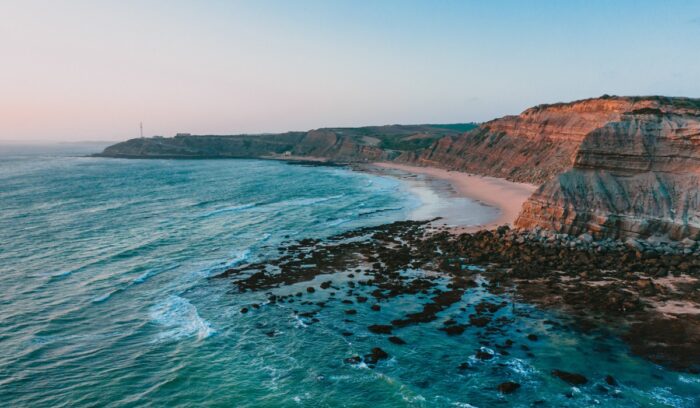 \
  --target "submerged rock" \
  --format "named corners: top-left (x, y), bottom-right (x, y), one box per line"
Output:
top-left (552, 369), bottom-right (588, 386)
top-left (497, 381), bottom-right (521, 394)
top-left (388, 336), bottom-right (406, 345)
top-left (364, 347), bottom-right (389, 366)
top-left (368, 324), bottom-right (393, 334)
